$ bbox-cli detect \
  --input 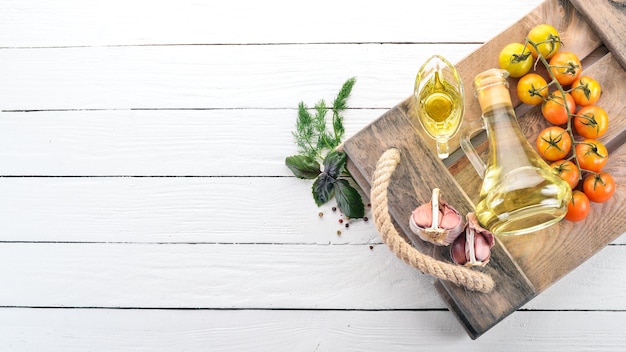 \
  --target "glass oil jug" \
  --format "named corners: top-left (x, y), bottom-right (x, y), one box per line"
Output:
top-left (460, 68), bottom-right (571, 236)
top-left (414, 55), bottom-right (465, 159)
